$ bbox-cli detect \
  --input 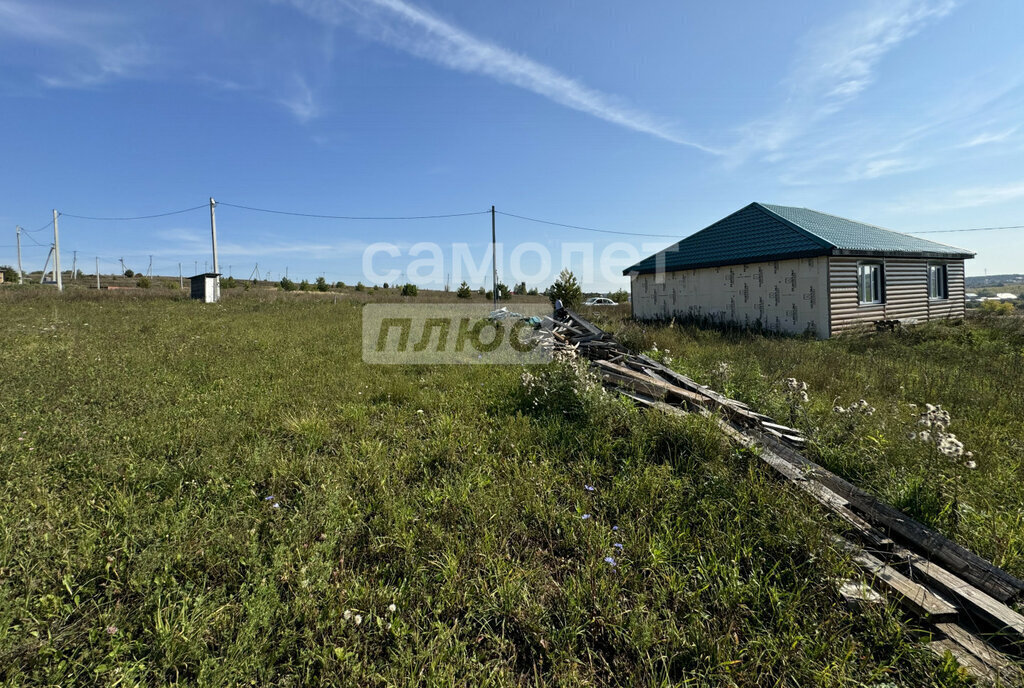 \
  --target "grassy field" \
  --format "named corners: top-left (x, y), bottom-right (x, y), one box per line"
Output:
top-left (0, 287), bottom-right (1017, 686)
